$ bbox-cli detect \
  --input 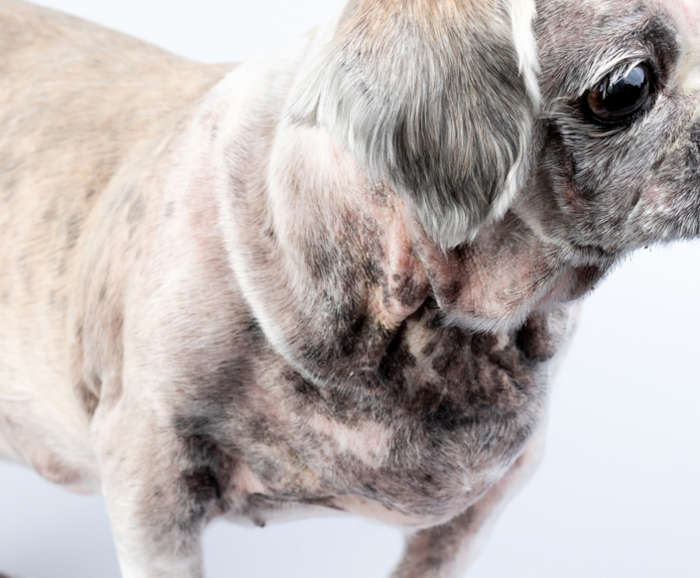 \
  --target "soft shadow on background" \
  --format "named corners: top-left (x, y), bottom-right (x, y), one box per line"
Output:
top-left (1, 1), bottom-right (699, 576)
